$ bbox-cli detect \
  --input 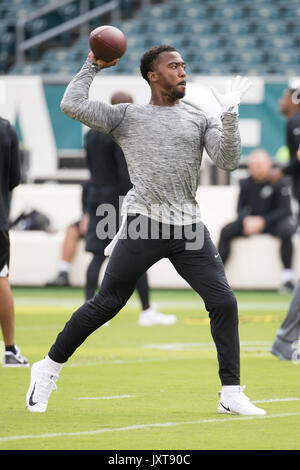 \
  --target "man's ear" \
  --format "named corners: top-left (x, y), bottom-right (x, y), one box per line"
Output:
top-left (148, 71), bottom-right (158, 83)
